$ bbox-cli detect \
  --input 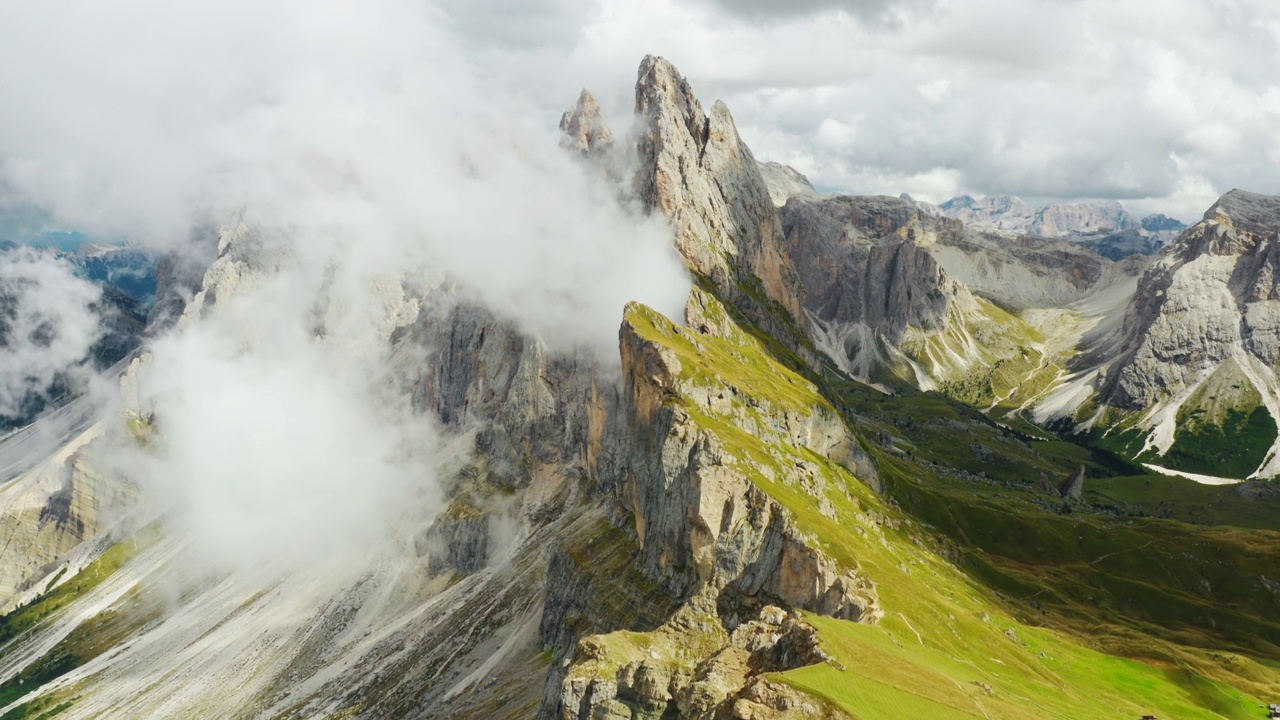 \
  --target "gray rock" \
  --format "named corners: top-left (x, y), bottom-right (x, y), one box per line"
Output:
top-left (756, 161), bottom-right (822, 207)
top-left (617, 293), bottom-right (881, 621)
top-left (632, 56), bottom-right (812, 358)
top-left (559, 89), bottom-right (615, 154)
top-left (1104, 189), bottom-right (1280, 415)
top-left (935, 194), bottom-right (1140, 238)
top-left (1058, 465), bottom-right (1086, 500)
top-left (779, 194), bottom-right (968, 341)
